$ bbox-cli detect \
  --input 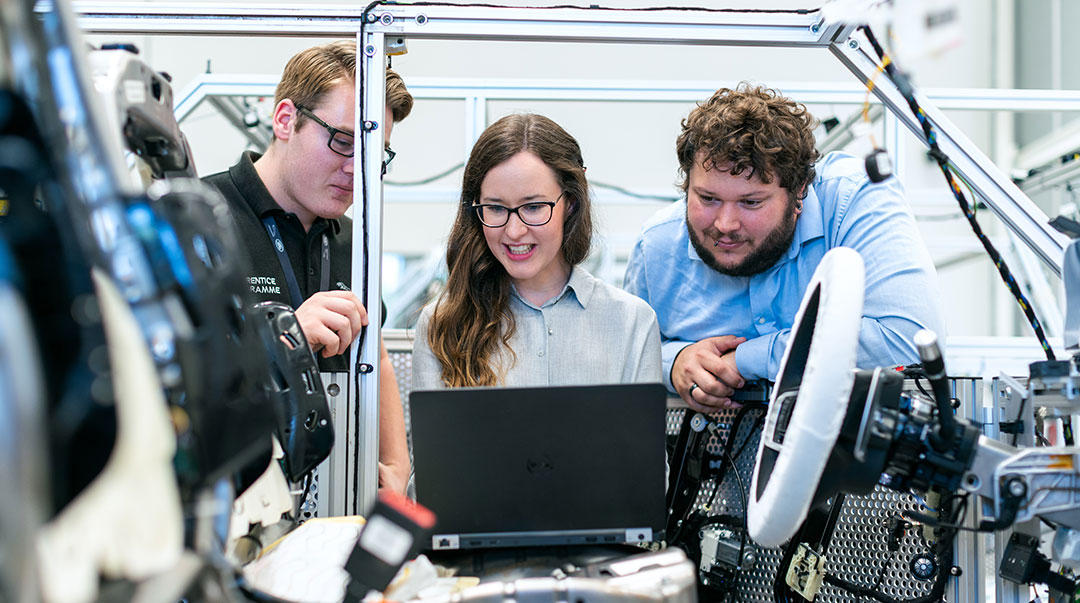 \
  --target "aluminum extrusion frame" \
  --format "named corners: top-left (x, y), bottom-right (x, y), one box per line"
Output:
top-left (73, 5), bottom-right (1066, 554)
